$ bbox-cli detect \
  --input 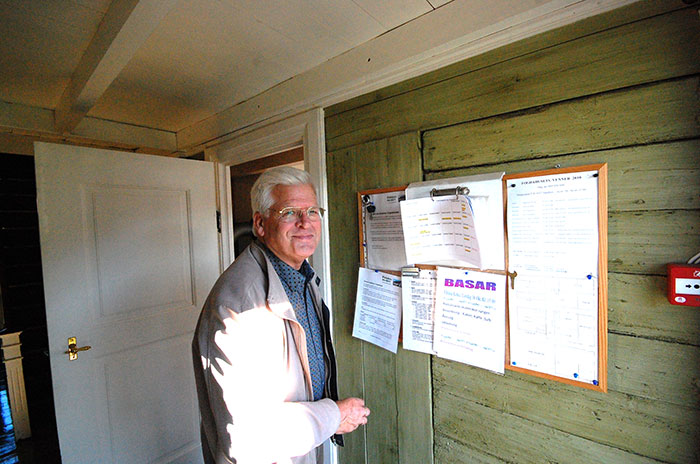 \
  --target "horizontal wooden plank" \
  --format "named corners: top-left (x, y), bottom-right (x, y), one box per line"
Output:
top-left (434, 389), bottom-right (668, 464)
top-left (425, 139), bottom-right (700, 212)
top-left (609, 273), bottom-right (700, 346)
top-left (0, 101), bottom-right (178, 154)
top-left (608, 333), bottom-right (700, 409)
top-left (0, 127), bottom-right (177, 157)
top-left (434, 433), bottom-right (505, 464)
top-left (0, 133), bottom-right (35, 156)
top-left (609, 209), bottom-right (700, 275)
top-left (325, 0), bottom-right (686, 119)
top-left (397, 181), bottom-right (699, 274)
top-left (339, 131), bottom-right (423, 191)
top-left (326, 7), bottom-right (700, 152)
top-left (433, 356), bottom-right (700, 463)
top-left (423, 76), bottom-right (700, 171)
